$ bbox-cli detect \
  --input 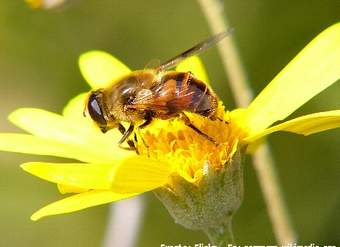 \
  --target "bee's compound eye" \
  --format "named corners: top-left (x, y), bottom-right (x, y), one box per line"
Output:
top-left (87, 93), bottom-right (107, 127)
